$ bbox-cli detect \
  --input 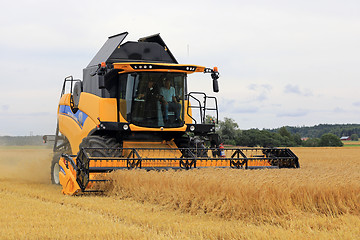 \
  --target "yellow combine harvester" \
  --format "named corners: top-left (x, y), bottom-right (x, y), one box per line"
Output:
top-left (50, 32), bottom-right (299, 195)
